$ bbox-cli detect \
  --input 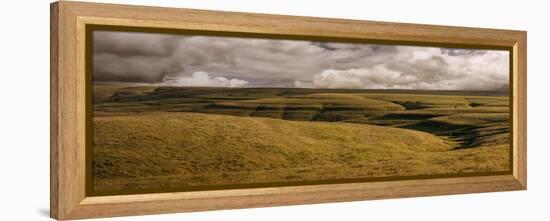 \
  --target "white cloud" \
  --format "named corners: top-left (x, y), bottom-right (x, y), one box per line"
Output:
top-left (305, 49), bottom-right (509, 90)
top-left (293, 80), bottom-right (314, 88)
top-left (313, 69), bottom-right (366, 89)
top-left (162, 71), bottom-right (249, 88)
top-left (311, 66), bottom-right (416, 89)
